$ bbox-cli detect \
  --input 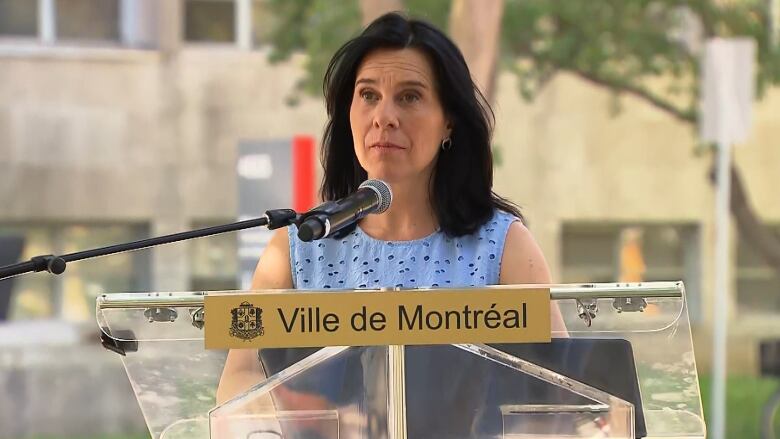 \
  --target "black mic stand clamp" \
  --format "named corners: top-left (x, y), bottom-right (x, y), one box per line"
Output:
top-left (295, 202), bottom-right (340, 242)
